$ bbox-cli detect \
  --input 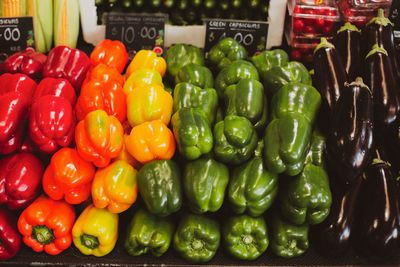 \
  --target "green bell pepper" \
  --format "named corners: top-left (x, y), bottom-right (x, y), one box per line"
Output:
top-left (251, 49), bottom-right (289, 83)
top-left (271, 82), bottom-right (321, 124)
top-left (279, 164), bottom-right (332, 225)
top-left (124, 209), bottom-right (174, 257)
top-left (213, 115), bottom-right (258, 165)
top-left (269, 213), bottom-right (309, 258)
top-left (137, 160), bottom-right (182, 217)
top-left (224, 78), bottom-right (268, 133)
top-left (262, 61), bottom-right (312, 95)
top-left (208, 37), bottom-right (247, 71)
top-left (215, 107), bottom-right (224, 124)
top-left (171, 107), bottom-right (213, 160)
top-left (173, 213), bottom-right (220, 263)
top-left (222, 214), bottom-right (268, 260)
top-left (215, 59), bottom-right (259, 99)
top-left (175, 63), bottom-right (214, 89)
top-left (183, 158), bottom-right (229, 213)
top-left (166, 44), bottom-right (205, 78)
top-left (304, 130), bottom-right (326, 168)
top-left (173, 82), bottom-right (218, 124)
